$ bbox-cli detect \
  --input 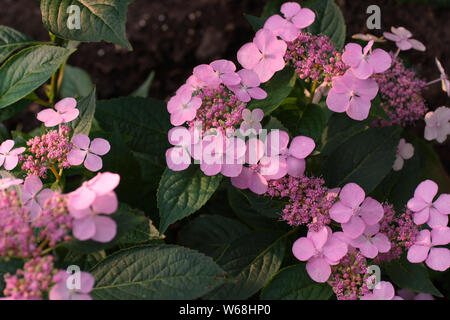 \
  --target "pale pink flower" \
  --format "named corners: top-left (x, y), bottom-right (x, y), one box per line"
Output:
top-left (177, 75), bottom-right (207, 95)
top-left (393, 139), bottom-right (414, 171)
top-left (70, 191), bottom-right (118, 243)
top-left (0, 140), bottom-right (25, 170)
top-left (329, 183), bottom-right (384, 239)
top-left (407, 180), bottom-right (450, 227)
top-left (292, 226), bottom-right (348, 283)
top-left (165, 127), bottom-right (199, 172)
top-left (361, 281), bottom-right (400, 300)
top-left (326, 70), bottom-right (379, 121)
top-left (424, 106), bottom-right (450, 143)
top-left (200, 133), bottom-right (246, 178)
top-left (237, 28), bottom-right (287, 83)
top-left (239, 108), bottom-right (264, 135)
top-left (397, 289), bottom-right (434, 300)
top-left (407, 229), bottom-right (450, 271)
top-left (383, 26), bottom-right (426, 52)
top-left (37, 98), bottom-right (79, 127)
top-left (68, 134), bottom-right (110, 172)
top-left (0, 177), bottom-right (23, 190)
top-left (21, 175), bottom-right (53, 220)
top-left (350, 224), bottom-right (391, 259)
top-left (264, 2), bottom-right (315, 41)
top-left (167, 89), bottom-right (202, 126)
top-left (68, 172), bottom-right (120, 211)
top-left (228, 69), bottom-right (267, 103)
top-left (210, 60), bottom-right (241, 86)
top-left (342, 40), bottom-right (391, 79)
top-left (49, 271), bottom-right (94, 300)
